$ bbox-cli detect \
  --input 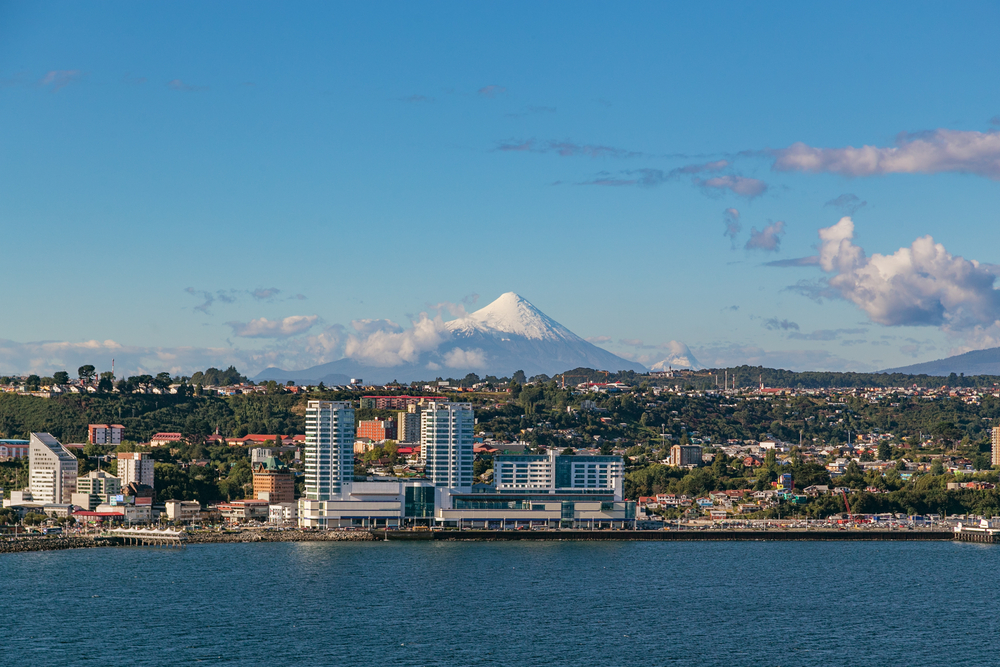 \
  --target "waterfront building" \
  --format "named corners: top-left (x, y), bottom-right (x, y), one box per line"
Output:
top-left (164, 500), bottom-right (202, 524)
top-left (253, 457), bottom-right (295, 503)
top-left (88, 424), bottom-right (125, 445)
top-left (29, 433), bottom-right (78, 504)
top-left (421, 402), bottom-right (474, 491)
top-left (669, 444), bottom-right (703, 467)
top-left (299, 400), bottom-right (355, 528)
top-left (268, 502), bottom-right (298, 526)
top-left (118, 452), bottom-right (155, 488)
top-left (493, 450), bottom-right (624, 500)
